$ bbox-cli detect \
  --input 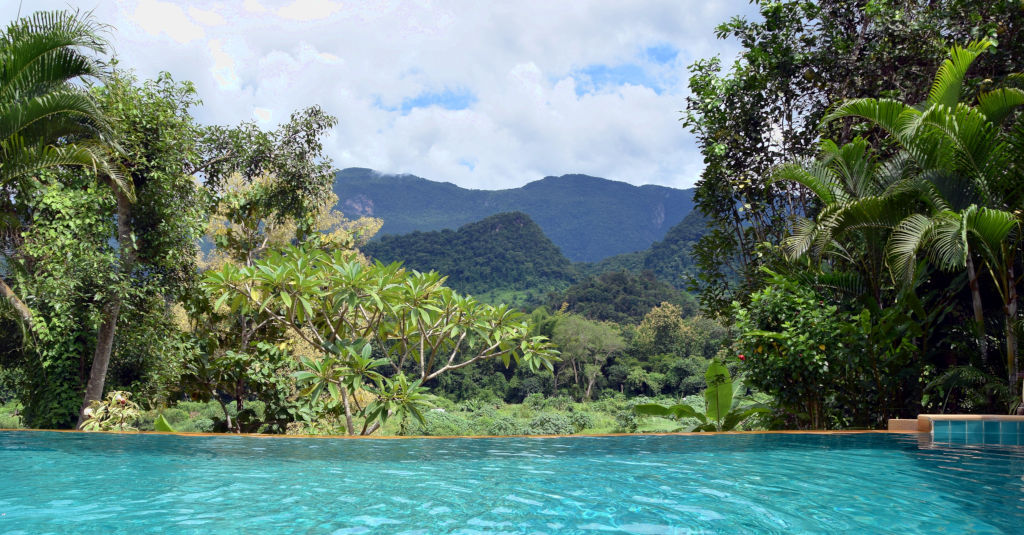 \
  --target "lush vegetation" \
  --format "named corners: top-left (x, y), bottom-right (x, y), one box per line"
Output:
top-left (335, 168), bottom-right (696, 262)
top-left (688, 0), bottom-right (1024, 424)
top-left (2, 2), bottom-right (1022, 437)
top-left (363, 211), bottom-right (577, 304)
